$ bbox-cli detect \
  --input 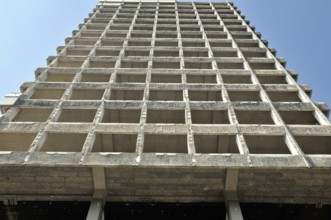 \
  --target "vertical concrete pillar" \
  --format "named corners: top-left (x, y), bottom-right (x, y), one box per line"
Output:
top-left (86, 199), bottom-right (104, 220)
top-left (224, 169), bottom-right (244, 219)
top-left (226, 200), bottom-right (244, 220)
